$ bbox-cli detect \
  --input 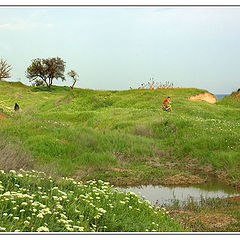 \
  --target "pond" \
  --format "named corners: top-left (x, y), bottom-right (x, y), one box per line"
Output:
top-left (117, 181), bottom-right (240, 206)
